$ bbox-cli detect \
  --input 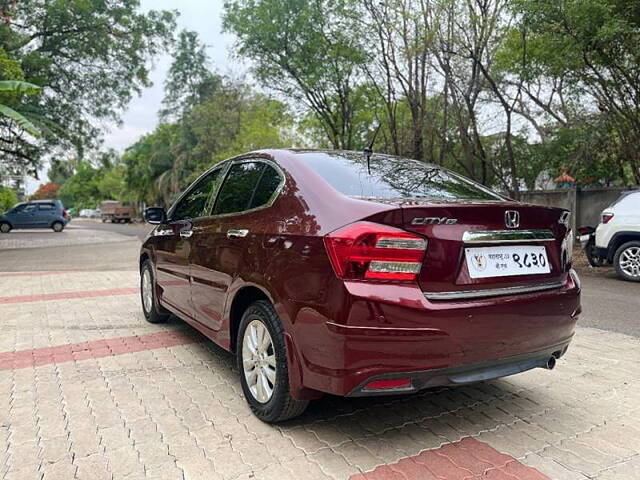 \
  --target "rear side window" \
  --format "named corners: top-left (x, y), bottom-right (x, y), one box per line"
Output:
top-left (38, 203), bottom-right (55, 211)
top-left (213, 161), bottom-right (282, 215)
top-left (297, 152), bottom-right (503, 201)
top-left (250, 165), bottom-right (282, 209)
